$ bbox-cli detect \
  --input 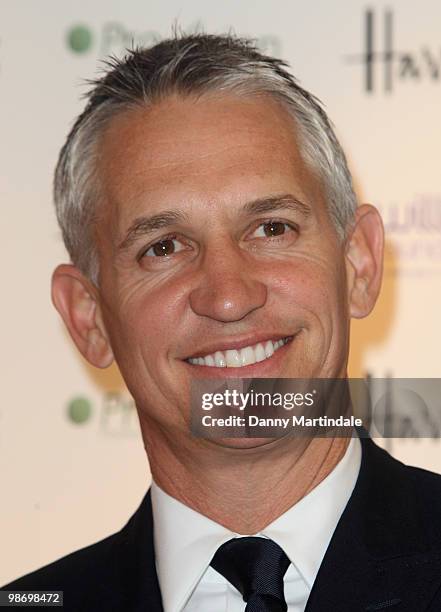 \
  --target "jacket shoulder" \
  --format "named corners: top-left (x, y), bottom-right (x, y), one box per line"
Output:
top-left (1, 531), bottom-right (124, 611)
top-left (362, 439), bottom-right (441, 550)
top-left (1, 492), bottom-right (159, 611)
top-left (3, 531), bottom-right (120, 591)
